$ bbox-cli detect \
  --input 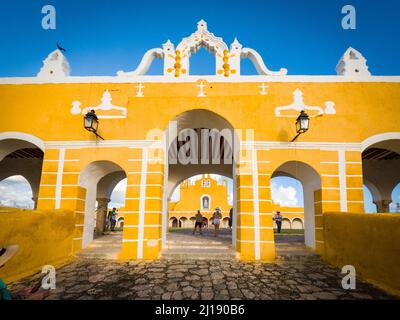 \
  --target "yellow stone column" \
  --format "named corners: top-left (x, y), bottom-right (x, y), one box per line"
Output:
top-left (236, 147), bottom-right (275, 262)
top-left (37, 148), bottom-right (86, 252)
top-left (119, 146), bottom-right (164, 260)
